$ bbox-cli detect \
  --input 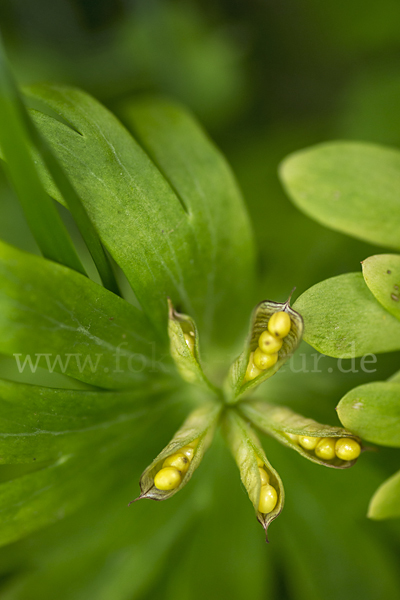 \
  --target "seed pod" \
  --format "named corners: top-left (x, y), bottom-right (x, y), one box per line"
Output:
top-left (240, 401), bottom-right (363, 469)
top-left (168, 300), bottom-right (218, 395)
top-left (222, 409), bottom-right (284, 541)
top-left (133, 401), bottom-right (221, 502)
top-left (224, 293), bottom-right (303, 402)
